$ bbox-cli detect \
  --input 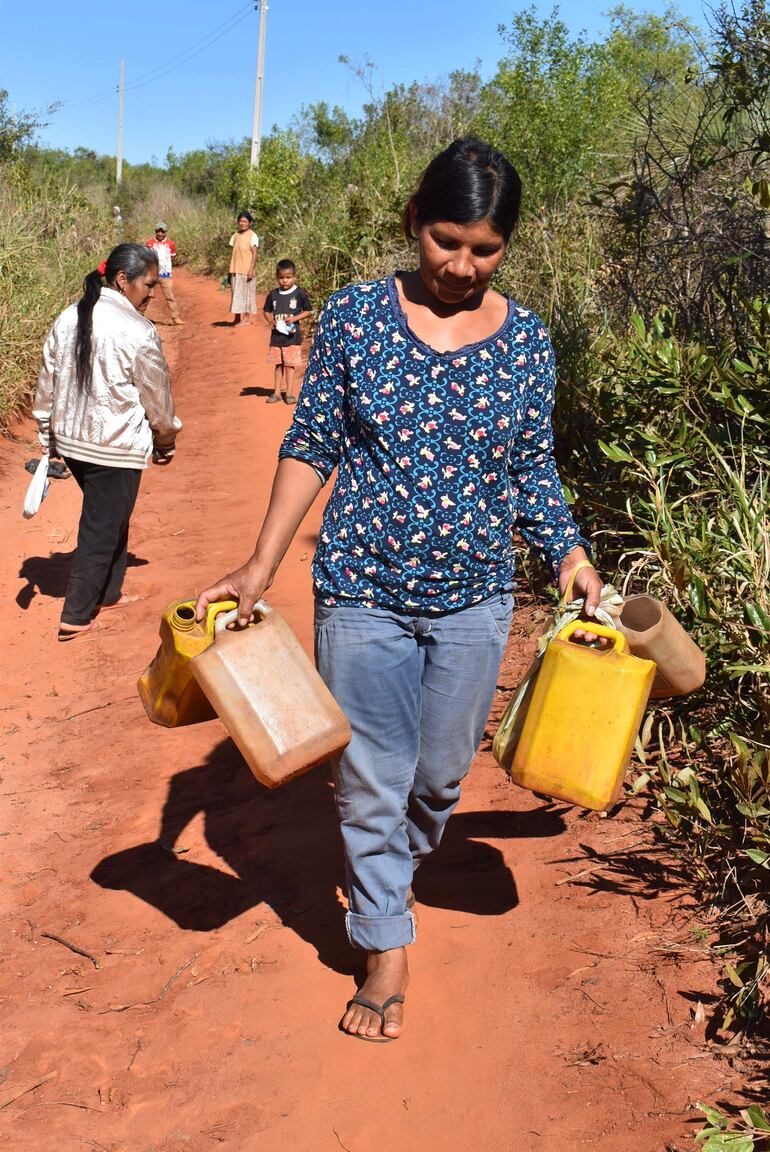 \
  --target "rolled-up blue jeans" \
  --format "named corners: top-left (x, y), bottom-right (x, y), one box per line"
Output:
top-left (314, 592), bottom-right (514, 953)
